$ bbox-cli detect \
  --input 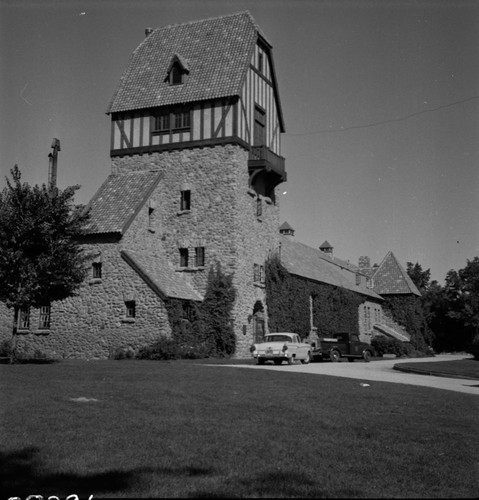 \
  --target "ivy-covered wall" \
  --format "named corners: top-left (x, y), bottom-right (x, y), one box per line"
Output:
top-left (381, 295), bottom-right (429, 349)
top-left (265, 256), bottom-right (365, 340)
